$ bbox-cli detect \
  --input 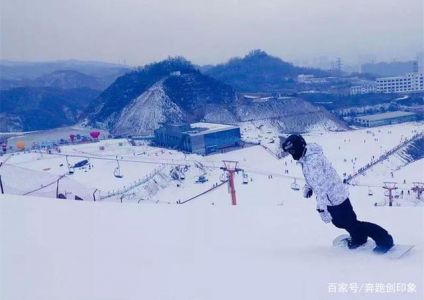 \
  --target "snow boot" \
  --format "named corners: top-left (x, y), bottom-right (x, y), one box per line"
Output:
top-left (373, 234), bottom-right (394, 254)
top-left (347, 238), bottom-right (368, 250)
